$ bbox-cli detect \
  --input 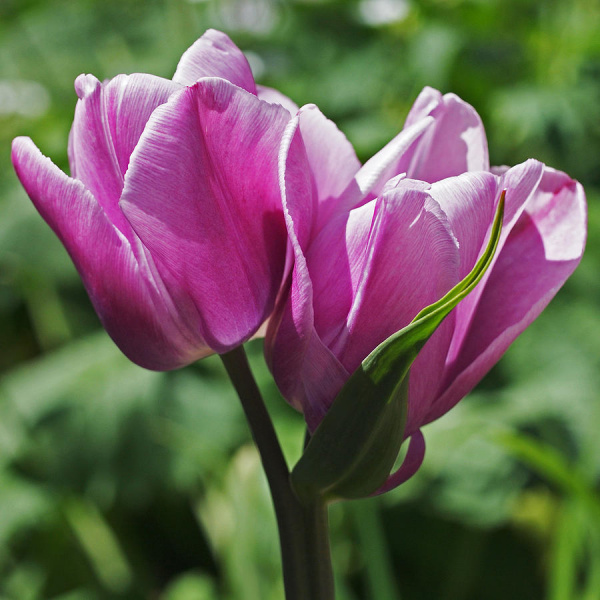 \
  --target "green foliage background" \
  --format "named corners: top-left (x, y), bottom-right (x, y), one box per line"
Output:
top-left (1, 0), bottom-right (600, 598)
